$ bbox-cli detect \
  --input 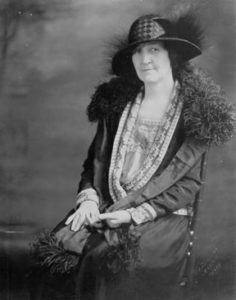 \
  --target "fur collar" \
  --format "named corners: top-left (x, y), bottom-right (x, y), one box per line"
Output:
top-left (87, 66), bottom-right (235, 146)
